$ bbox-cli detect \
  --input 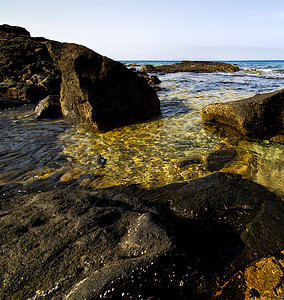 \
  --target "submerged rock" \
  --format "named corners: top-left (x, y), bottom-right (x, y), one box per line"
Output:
top-left (143, 61), bottom-right (239, 73)
top-left (206, 148), bottom-right (238, 172)
top-left (202, 88), bottom-right (284, 139)
top-left (46, 41), bottom-right (161, 131)
top-left (0, 172), bottom-right (283, 299)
